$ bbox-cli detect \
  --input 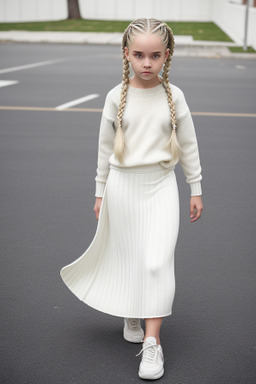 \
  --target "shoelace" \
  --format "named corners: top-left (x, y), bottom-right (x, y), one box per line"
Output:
top-left (136, 343), bottom-right (157, 362)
